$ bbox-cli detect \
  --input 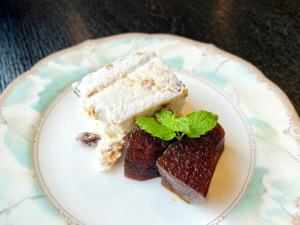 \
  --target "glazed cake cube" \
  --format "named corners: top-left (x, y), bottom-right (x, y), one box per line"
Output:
top-left (124, 127), bottom-right (170, 180)
top-left (156, 124), bottom-right (225, 203)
